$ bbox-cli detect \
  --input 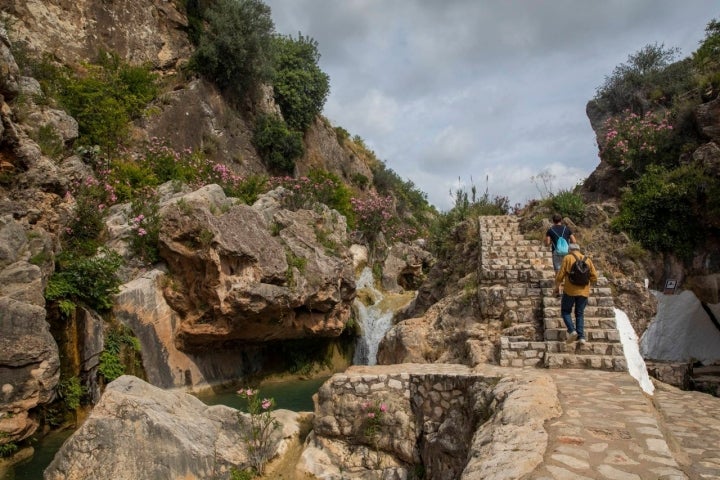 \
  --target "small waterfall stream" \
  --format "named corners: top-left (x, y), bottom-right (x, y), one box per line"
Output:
top-left (352, 267), bottom-right (415, 365)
